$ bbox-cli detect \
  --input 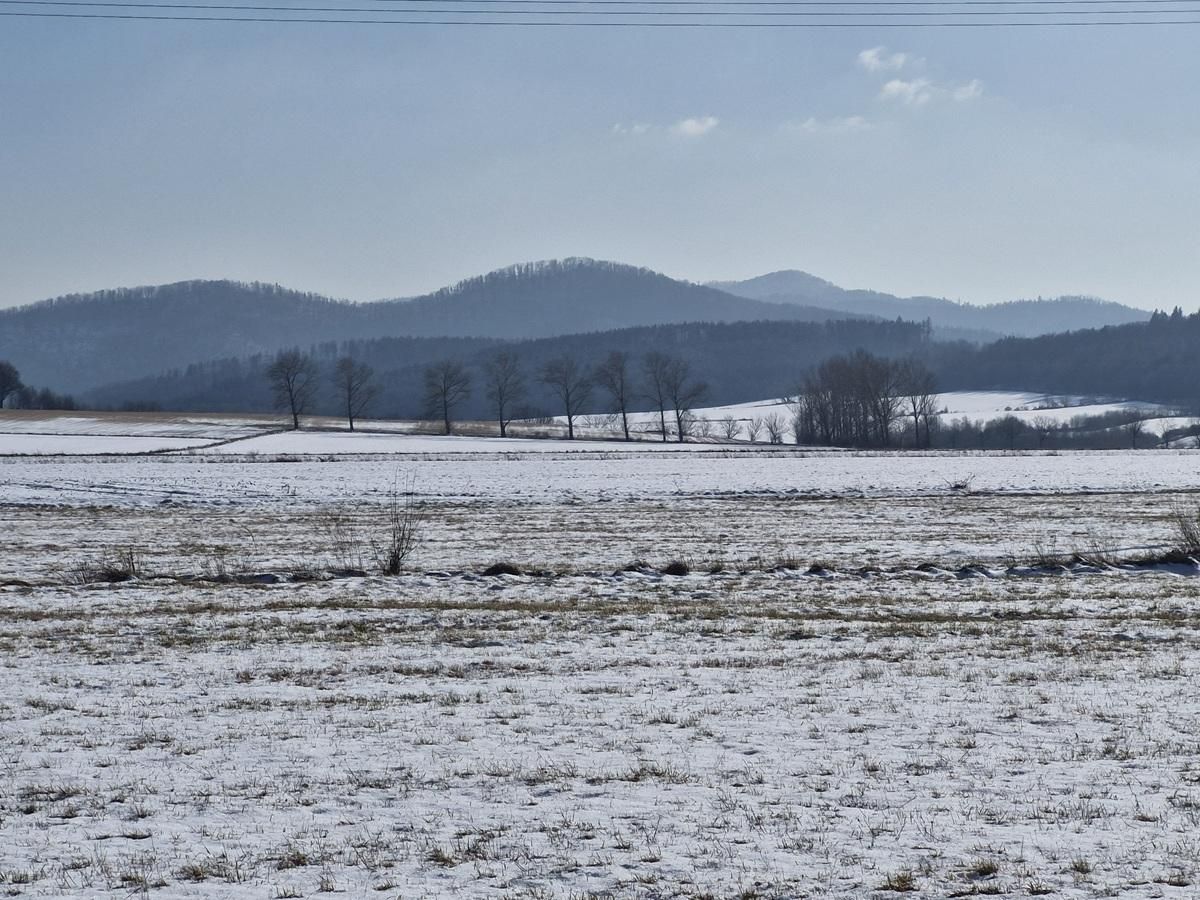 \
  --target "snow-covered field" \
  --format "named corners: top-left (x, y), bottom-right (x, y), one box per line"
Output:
top-left (559, 391), bottom-right (1193, 441)
top-left (4, 443), bottom-right (1200, 898)
top-left (1, 391), bottom-right (1192, 456)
